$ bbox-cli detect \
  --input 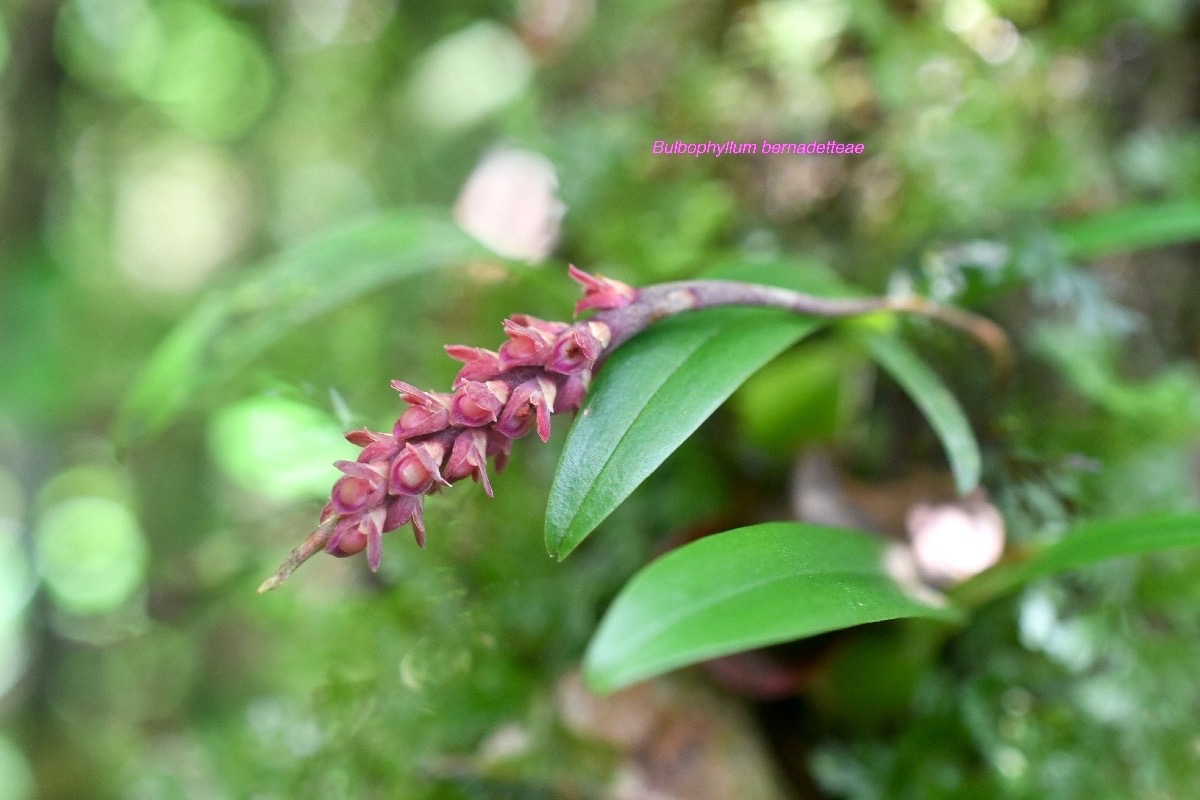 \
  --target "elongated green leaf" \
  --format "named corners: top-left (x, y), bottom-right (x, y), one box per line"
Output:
top-left (859, 333), bottom-right (981, 494)
top-left (545, 308), bottom-right (824, 559)
top-left (545, 260), bottom-right (852, 559)
top-left (115, 209), bottom-right (491, 445)
top-left (953, 512), bottom-right (1200, 607)
top-left (584, 522), bottom-right (962, 692)
top-left (1056, 200), bottom-right (1200, 260)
